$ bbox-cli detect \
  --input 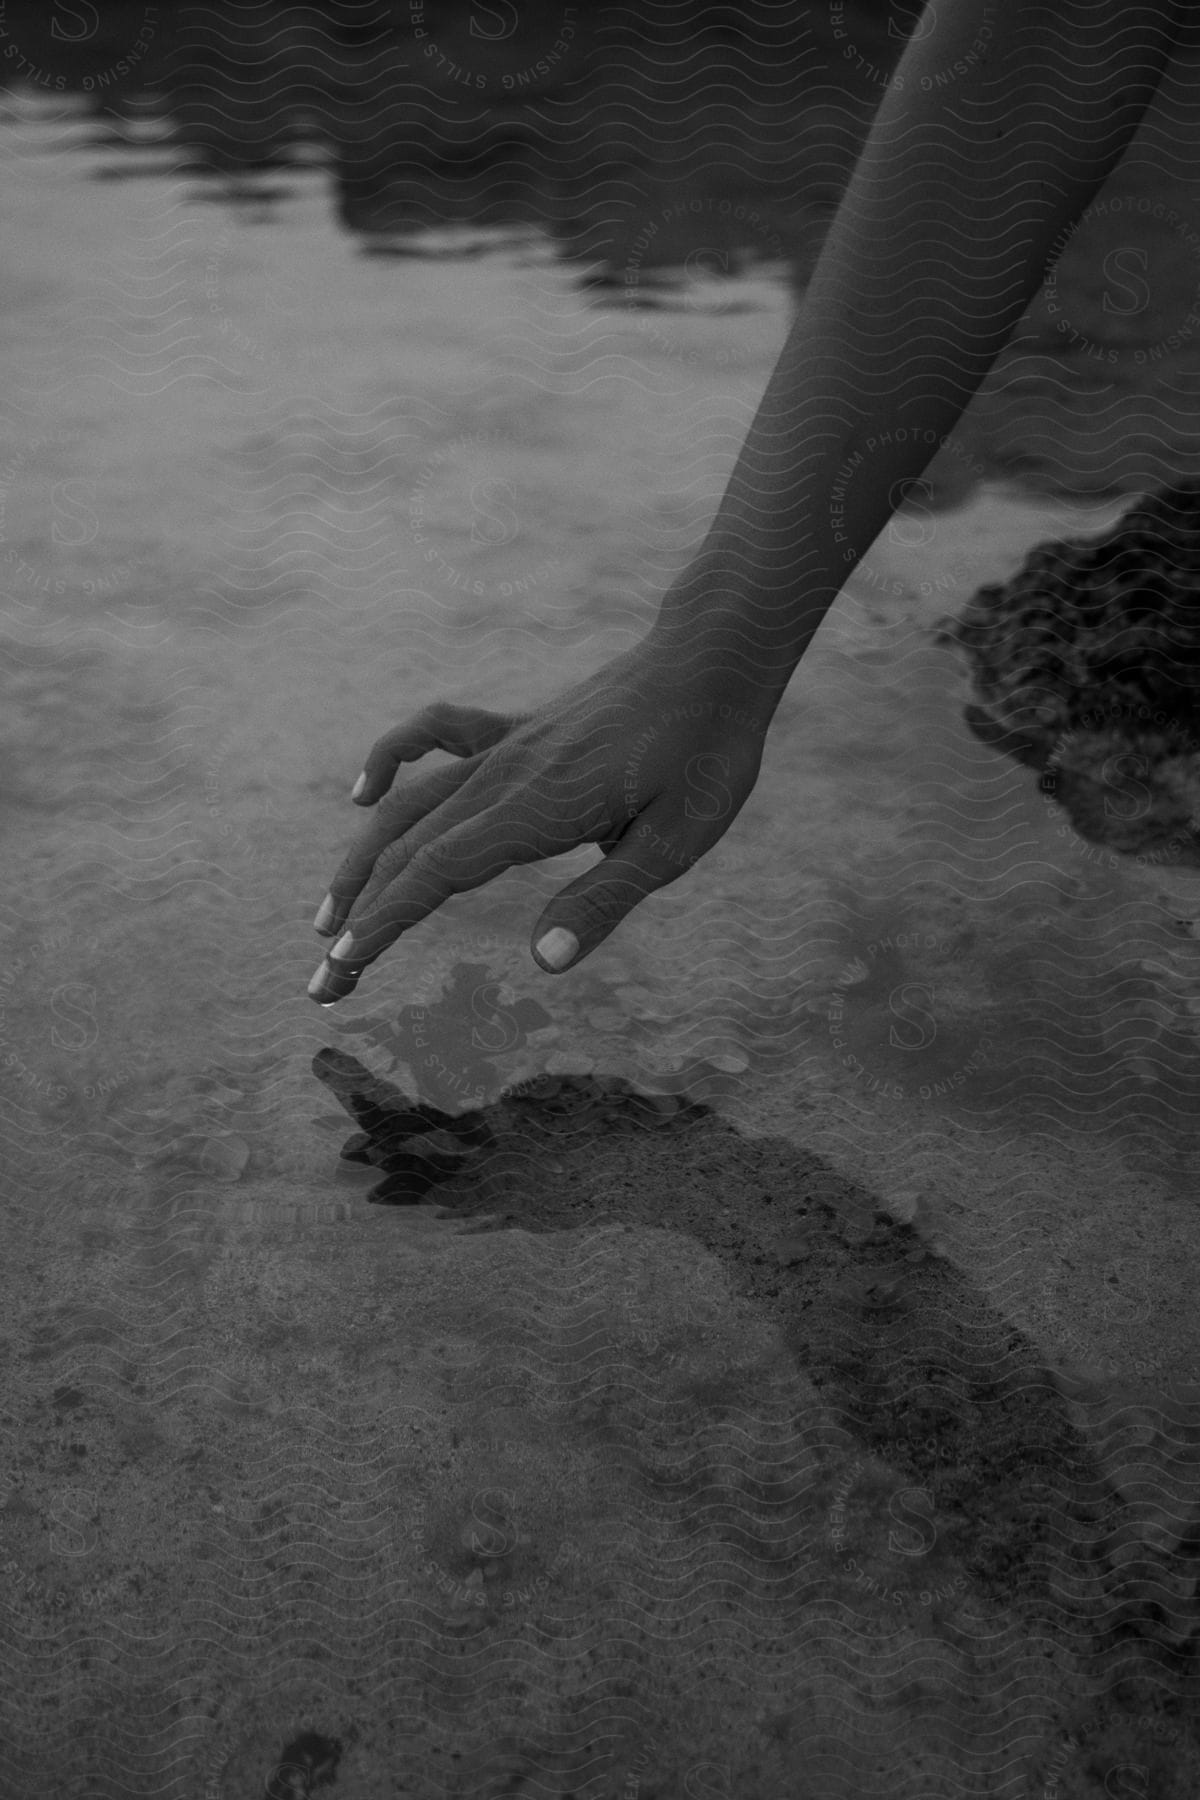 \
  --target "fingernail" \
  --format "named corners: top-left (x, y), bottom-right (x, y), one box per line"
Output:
top-left (307, 959), bottom-right (334, 1002)
top-left (308, 932), bottom-right (365, 1005)
top-left (351, 772), bottom-right (367, 801)
top-left (534, 927), bottom-right (578, 972)
top-left (313, 894), bottom-right (337, 935)
top-left (308, 956), bottom-right (363, 1005)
